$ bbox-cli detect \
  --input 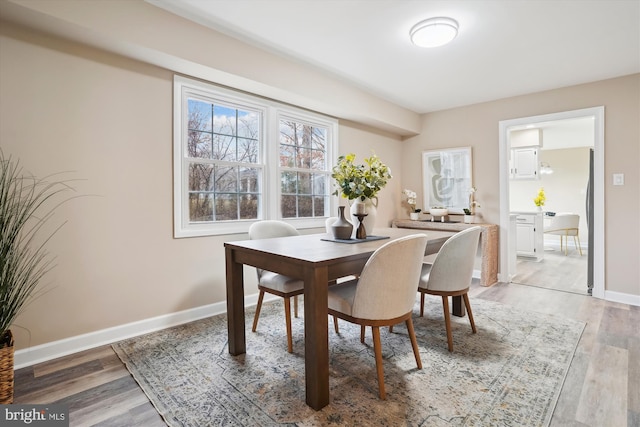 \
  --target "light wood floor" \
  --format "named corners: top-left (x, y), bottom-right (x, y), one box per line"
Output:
top-left (513, 246), bottom-right (589, 295)
top-left (13, 280), bottom-right (639, 427)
